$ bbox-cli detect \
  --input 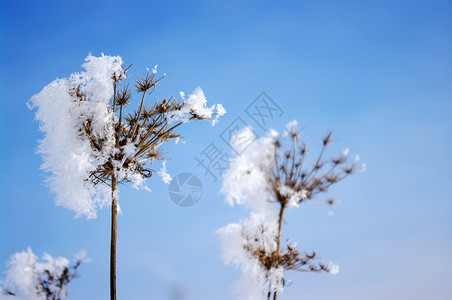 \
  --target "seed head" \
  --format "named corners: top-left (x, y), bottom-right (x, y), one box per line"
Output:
top-left (323, 131), bottom-right (333, 146)
top-left (116, 85), bottom-right (131, 106)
